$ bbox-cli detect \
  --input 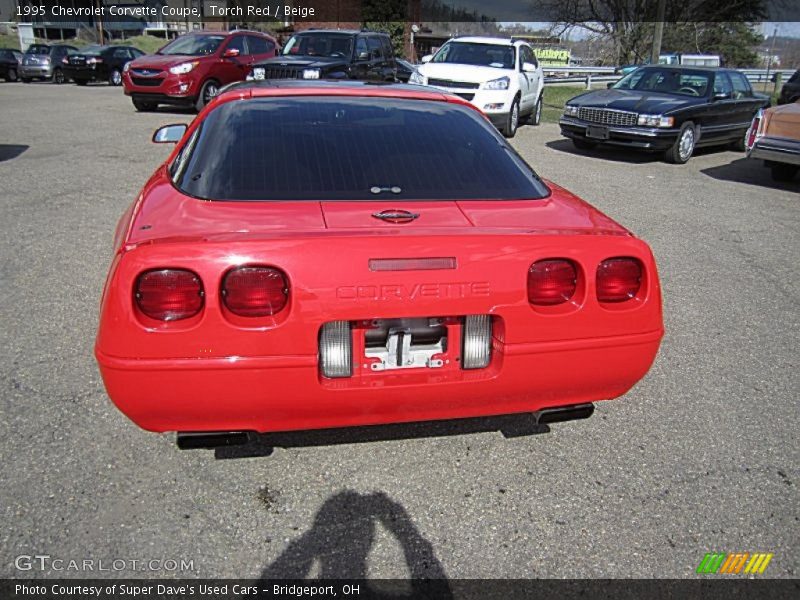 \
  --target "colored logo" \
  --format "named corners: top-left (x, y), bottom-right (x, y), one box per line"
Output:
top-left (697, 552), bottom-right (773, 575)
